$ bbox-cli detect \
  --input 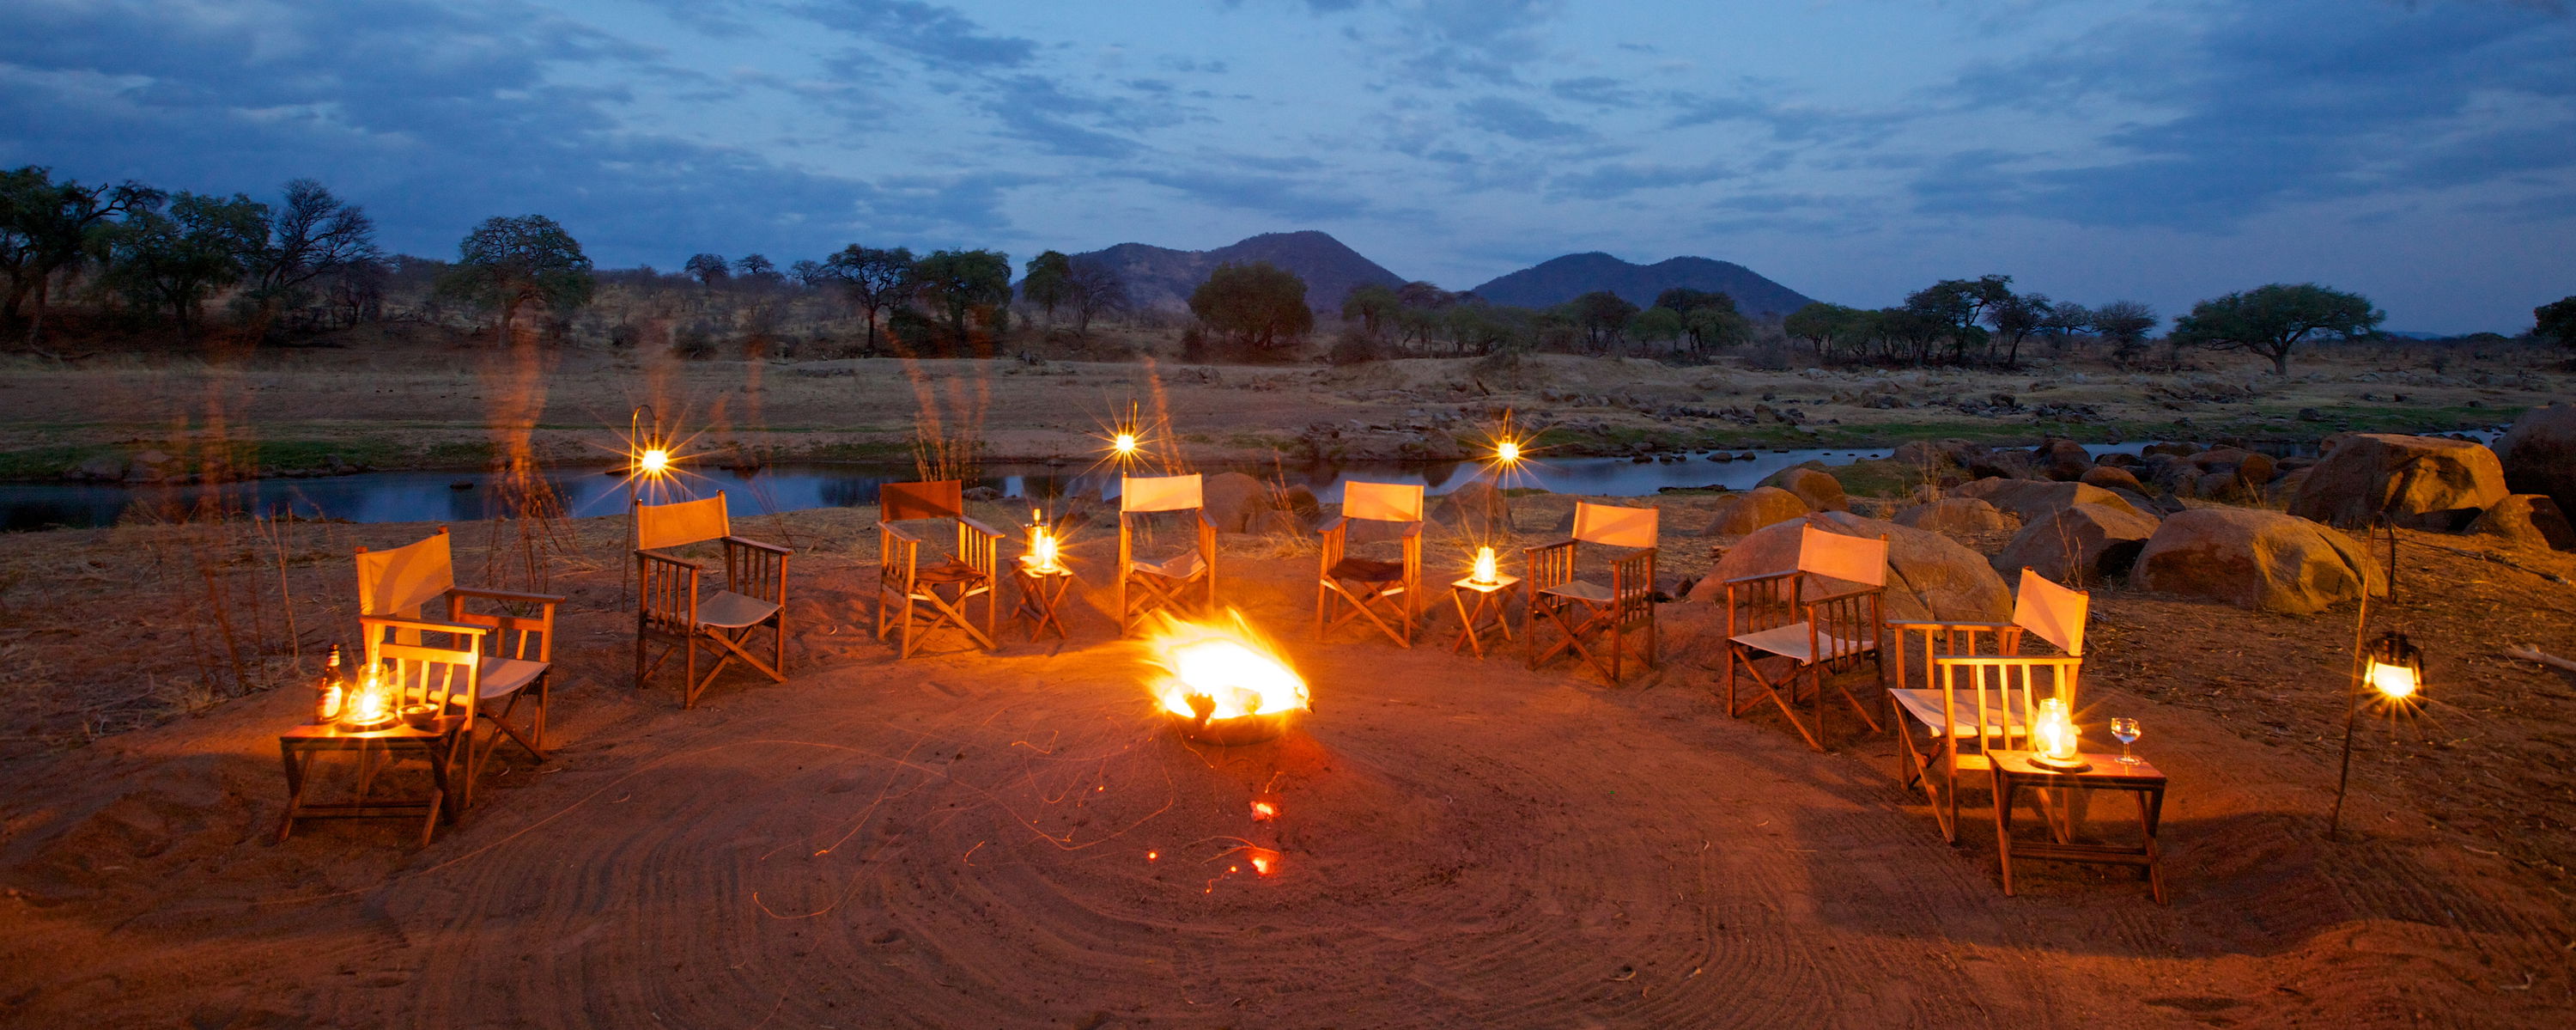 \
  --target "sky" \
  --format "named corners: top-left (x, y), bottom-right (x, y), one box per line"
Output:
top-left (2, 0), bottom-right (2571, 334)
